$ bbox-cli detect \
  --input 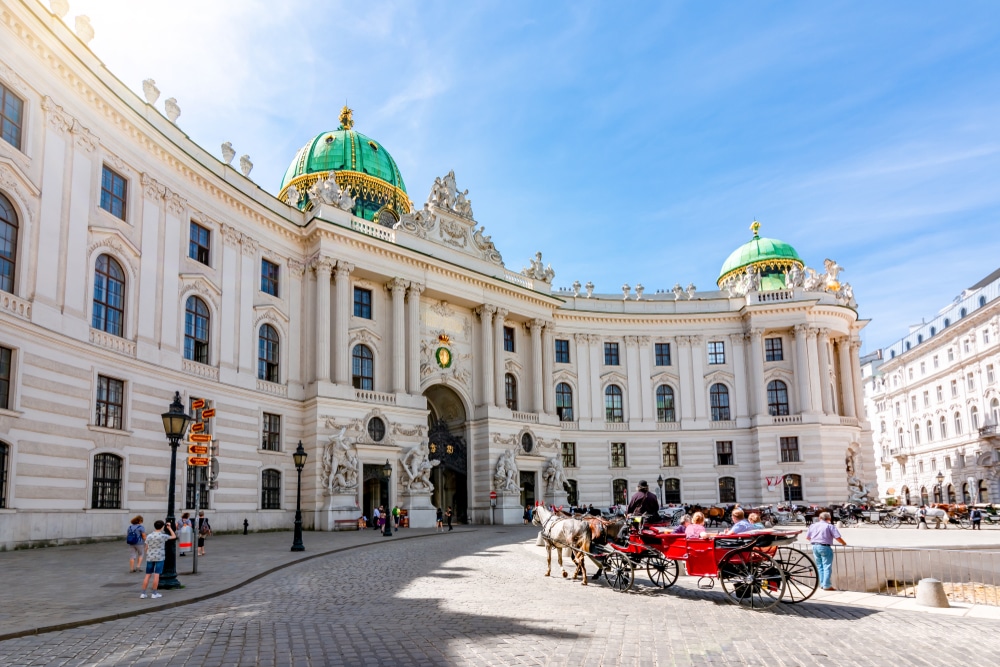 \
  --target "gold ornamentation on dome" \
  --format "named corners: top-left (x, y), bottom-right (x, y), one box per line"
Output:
top-left (750, 219), bottom-right (761, 238)
top-left (339, 105), bottom-right (355, 130)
